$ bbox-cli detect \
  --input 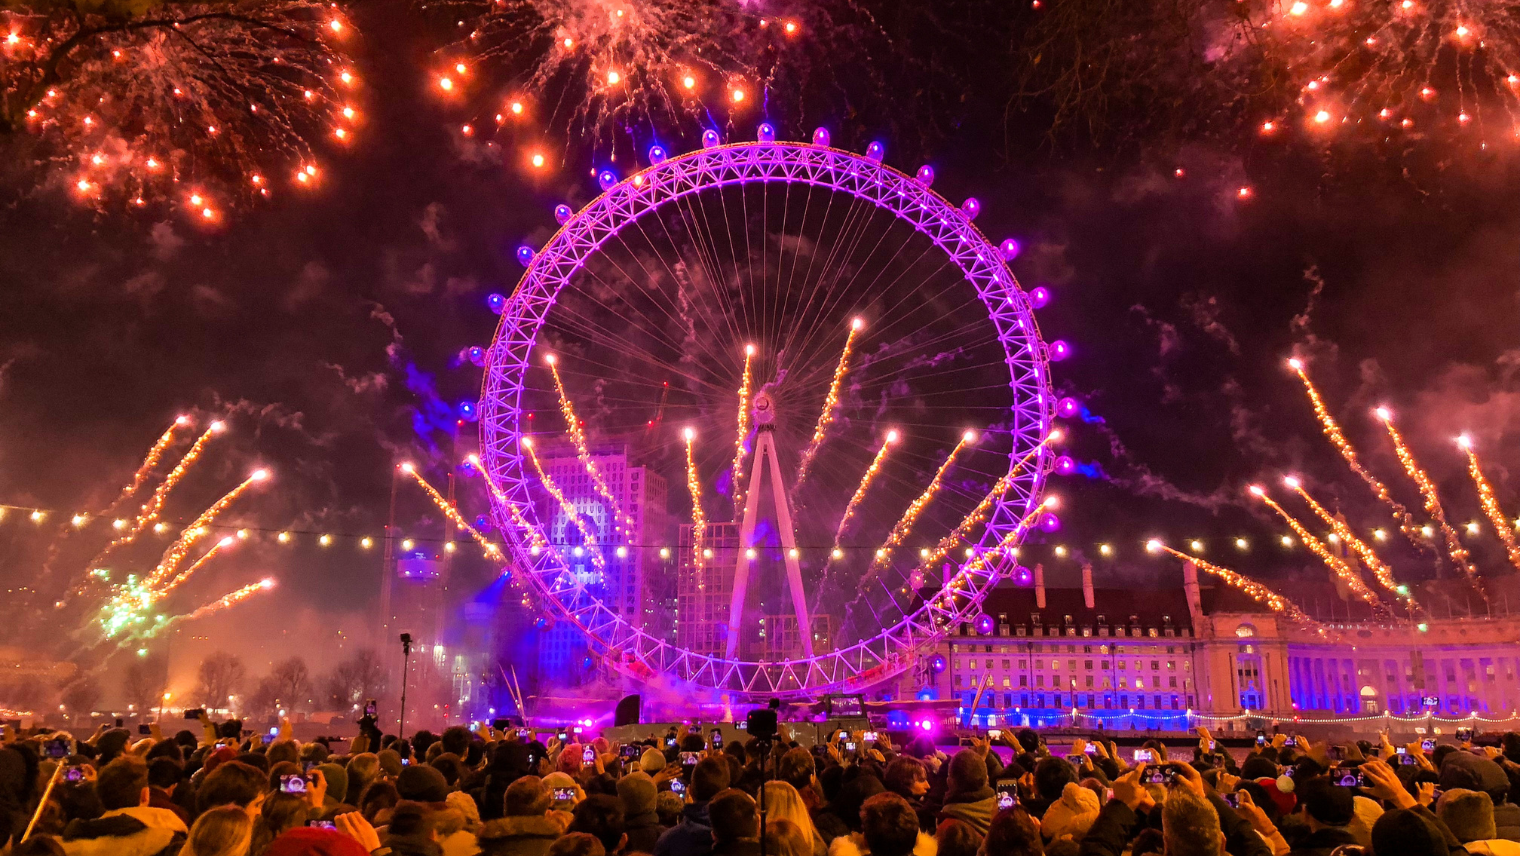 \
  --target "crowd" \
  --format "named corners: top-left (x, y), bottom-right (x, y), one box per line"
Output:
top-left (2, 715), bottom-right (1519, 856)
